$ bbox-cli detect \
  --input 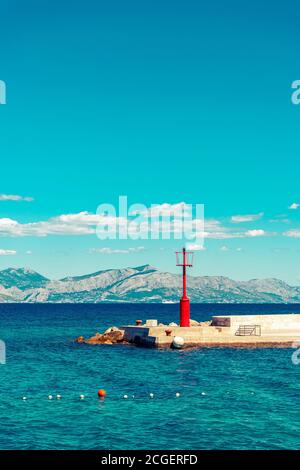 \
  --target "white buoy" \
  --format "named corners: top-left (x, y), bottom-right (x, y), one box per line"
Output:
top-left (175, 392), bottom-right (180, 397)
top-left (48, 395), bottom-right (53, 400)
top-left (172, 336), bottom-right (185, 349)
top-left (22, 396), bottom-right (27, 401)
top-left (201, 392), bottom-right (206, 396)
top-left (56, 394), bottom-right (61, 400)
top-left (80, 394), bottom-right (85, 400)
top-left (123, 394), bottom-right (128, 399)
top-left (149, 393), bottom-right (154, 398)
